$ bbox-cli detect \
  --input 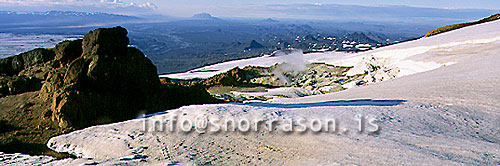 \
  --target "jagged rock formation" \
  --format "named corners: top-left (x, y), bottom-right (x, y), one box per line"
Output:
top-left (245, 40), bottom-right (265, 50)
top-left (342, 32), bottom-right (378, 44)
top-left (37, 26), bottom-right (218, 128)
top-left (0, 48), bottom-right (55, 97)
top-left (202, 67), bottom-right (265, 87)
top-left (39, 27), bottom-right (164, 128)
top-left (0, 26), bottom-right (220, 156)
